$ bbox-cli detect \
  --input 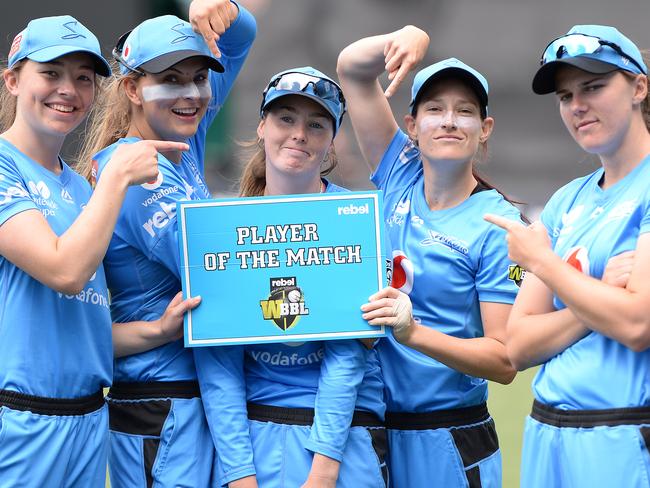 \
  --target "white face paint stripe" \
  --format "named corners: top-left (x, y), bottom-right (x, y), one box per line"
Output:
top-left (141, 82), bottom-right (212, 102)
top-left (418, 112), bottom-right (481, 131)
